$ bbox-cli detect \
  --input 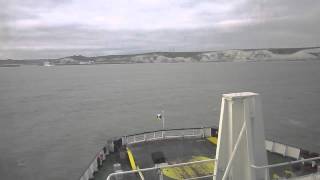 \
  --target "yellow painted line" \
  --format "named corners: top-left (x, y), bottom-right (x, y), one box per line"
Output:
top-left (284, 170), bottom-right (294, 177)
top-left (127, 148), bottom-right (145, 180)
top-left (182, 165), bottom-right (196, 177)
top-left (272, 173), bottom-right (280, 180)
top-left (162, 166), bottom-right (184, 179)
top-left (207, 137), bottom-right (218, 145)
top-left (127, 147), bottom-right (137, 170)
top-left (162, 156), bottom-right (215, 180)
top-left (190, 156), bottom-right (215, 175)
